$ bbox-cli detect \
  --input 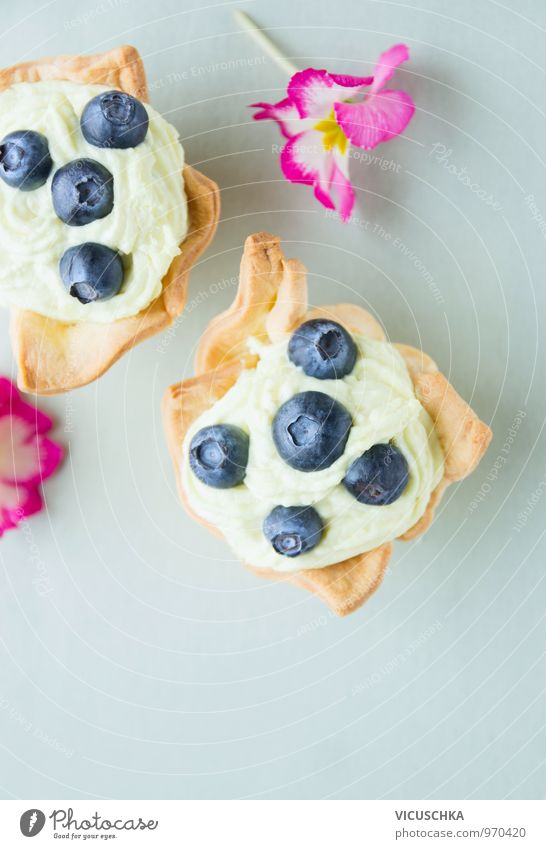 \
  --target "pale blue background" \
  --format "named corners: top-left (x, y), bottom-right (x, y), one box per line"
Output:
top-left (0, 0), bottom-right (544, 800)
